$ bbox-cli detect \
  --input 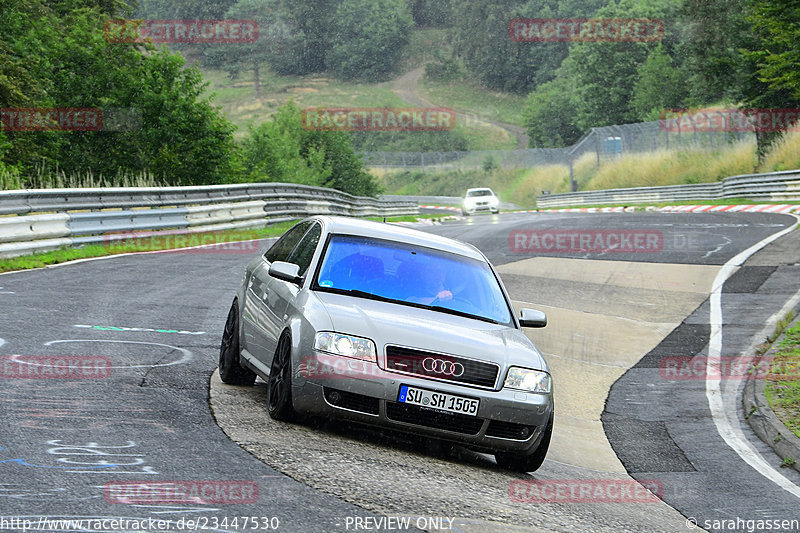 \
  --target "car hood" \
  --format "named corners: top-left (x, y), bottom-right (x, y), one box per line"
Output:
top-left (314, 291), bottom-right (548, 372)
